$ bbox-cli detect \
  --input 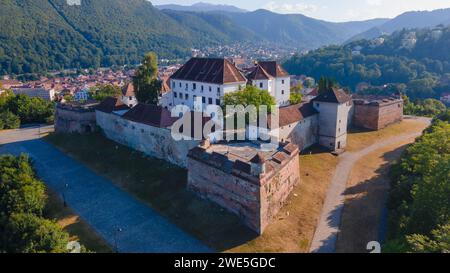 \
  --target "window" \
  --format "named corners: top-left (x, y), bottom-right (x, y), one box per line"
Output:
top-left (202, 97), bottom-right (206, 103)
top-left (179, 82), bottom-right (182, 88)
top-left (193, 83), bottom-right (196, 90)
top-left (185, 94), bottom-right (189, 100)
top-left (216, 99), bottom-right (220, 105)
top-left (217, 87), bottom-right (220, 93)
top-left (172, 81), bottom-right (175, 88)
top-left (129, 96), bottom-right (132, 100)
top-left (260, 83), bottom-right (263, 88)
top-left (208, 98), bottom-right (213, 104)
top-left (174, 92), bottom-right (177, 98)
top-left (209, 86), bottom-right (212, 92)
top-left (282, 90), bottom-right (284, 95)
top-left (201, 85), bottom-right (204, 92)
top-left (282, 80), bottom-right (285, 84)
top-left (185, 83), bottom-right (188, 90)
